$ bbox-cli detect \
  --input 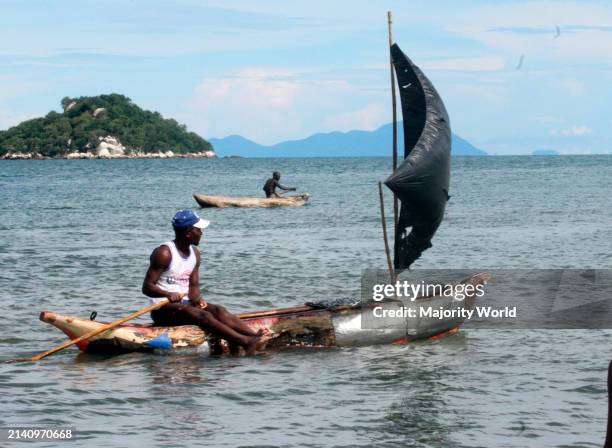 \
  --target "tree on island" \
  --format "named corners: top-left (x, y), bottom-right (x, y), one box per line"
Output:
top-left (0, 94), bottom-right (213, 157)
